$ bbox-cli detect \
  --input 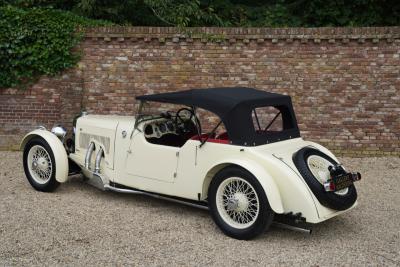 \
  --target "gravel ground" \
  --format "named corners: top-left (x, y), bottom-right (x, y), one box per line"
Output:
top-left (0, 151), bottom-right (399, 266)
